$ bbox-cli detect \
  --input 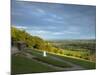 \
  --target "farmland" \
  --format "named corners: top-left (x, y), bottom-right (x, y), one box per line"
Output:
top-left (49, 40), bottom-right (96, 62)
